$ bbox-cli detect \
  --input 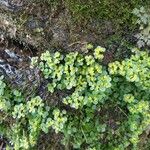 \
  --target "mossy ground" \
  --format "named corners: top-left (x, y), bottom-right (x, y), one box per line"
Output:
top-left (1, 0), bottom-right (149, 54)
top-left (0, 0), bottom-right (150, 149)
